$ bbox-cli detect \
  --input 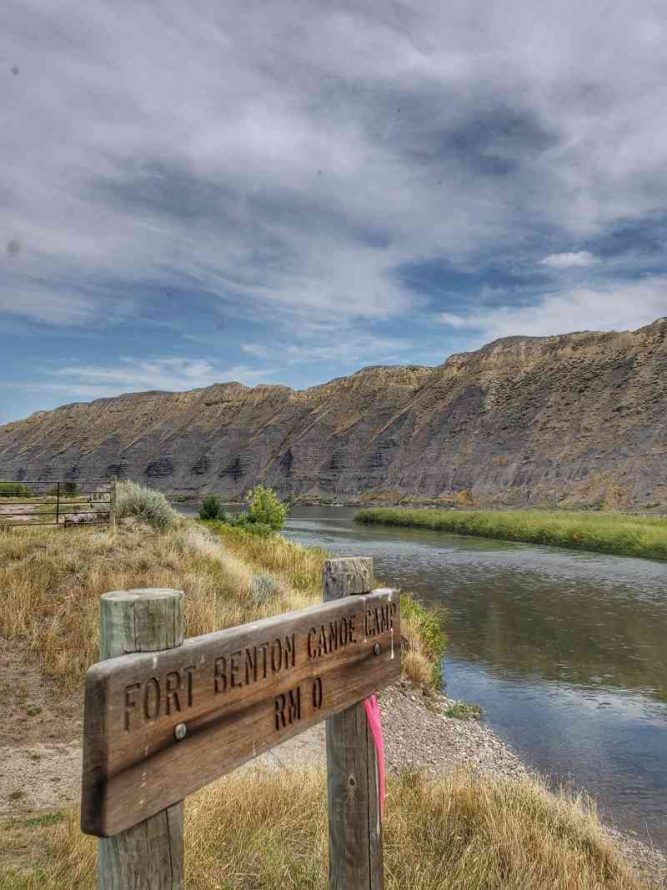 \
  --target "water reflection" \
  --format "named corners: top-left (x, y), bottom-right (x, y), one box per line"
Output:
top-left (282, 506), bottom-right (667, 847)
